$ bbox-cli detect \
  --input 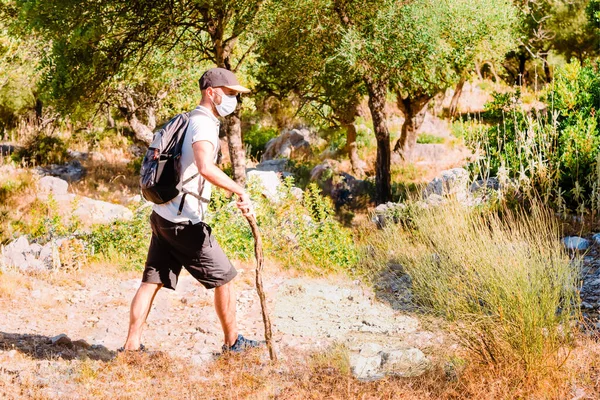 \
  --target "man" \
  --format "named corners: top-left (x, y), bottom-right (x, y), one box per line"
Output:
top-left (121, 68), bottom-right (261, 353)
